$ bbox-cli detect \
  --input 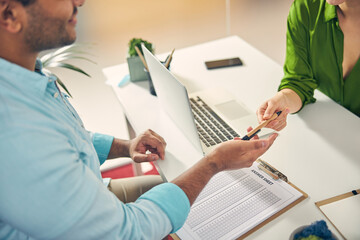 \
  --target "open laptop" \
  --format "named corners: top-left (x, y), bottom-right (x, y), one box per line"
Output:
top-left (142, 46), bottom-right (269, 155)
